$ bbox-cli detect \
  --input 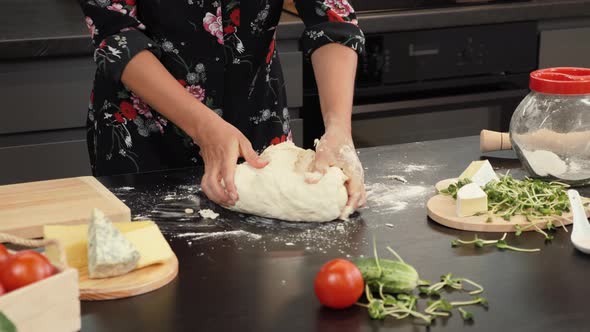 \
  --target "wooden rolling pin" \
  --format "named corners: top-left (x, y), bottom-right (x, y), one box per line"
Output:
top-left (480, 130), bottom-right (512, 153)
